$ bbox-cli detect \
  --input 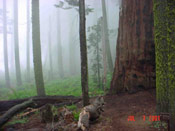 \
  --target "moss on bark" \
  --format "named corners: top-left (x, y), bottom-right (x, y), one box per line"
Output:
top-left (153, 0), bottom-right (169, 113)
top-left (154, 0), bottom-right (175, 130)
top-left (167, 1), bottom-right (175, 130)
